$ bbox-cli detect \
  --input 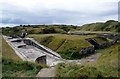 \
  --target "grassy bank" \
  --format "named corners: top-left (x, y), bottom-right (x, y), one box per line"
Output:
top-left (28, 34), bottom-right (110, 59)
top-left (2, 58), bottom-right (46, 77)
top-left (2, 37), bottom-right (21, 60)
top-left (0, 34), bottom-right (2, 78)
top-left (56, 43), bottom-right (119, 77)
top-left (28, 34), bottom-right (93, 59)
